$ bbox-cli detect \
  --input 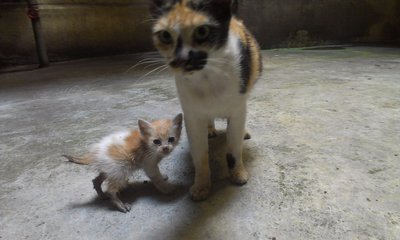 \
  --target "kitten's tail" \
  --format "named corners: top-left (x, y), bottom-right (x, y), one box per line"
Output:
top-left (62, 154), bottom-right (93, 165)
